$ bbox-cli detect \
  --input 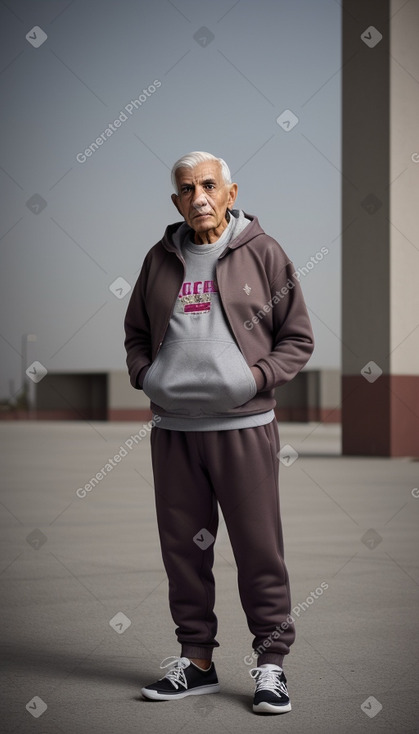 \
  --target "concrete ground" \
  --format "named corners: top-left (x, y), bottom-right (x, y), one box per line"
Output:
top-left (1, 420), bottom-right (418, 734)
